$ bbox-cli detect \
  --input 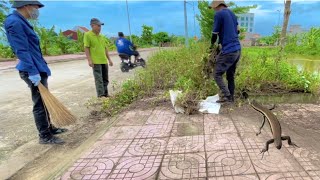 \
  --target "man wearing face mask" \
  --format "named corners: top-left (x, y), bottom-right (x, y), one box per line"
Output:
top-left (4, 1), bottom-right (65, 144)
